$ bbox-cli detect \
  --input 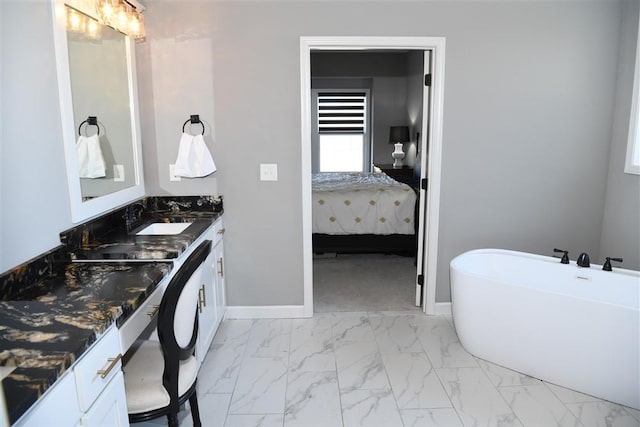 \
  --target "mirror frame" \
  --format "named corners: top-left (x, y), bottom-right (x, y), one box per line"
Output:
top-left (51, 0), bottom-right (145, 223)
